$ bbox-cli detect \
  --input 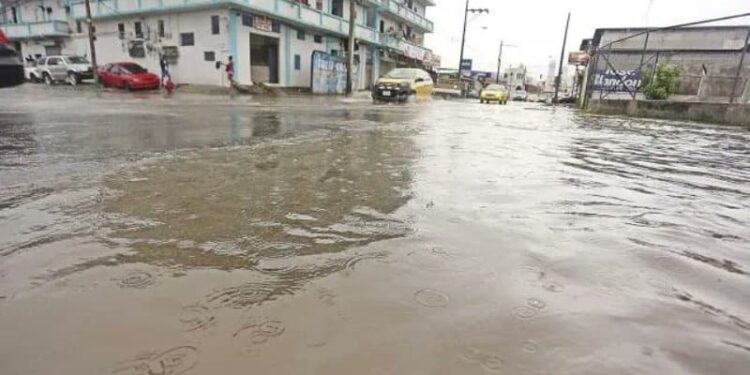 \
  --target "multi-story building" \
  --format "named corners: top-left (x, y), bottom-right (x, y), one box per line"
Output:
top-left (1, 0), bottom-right (438, 89)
